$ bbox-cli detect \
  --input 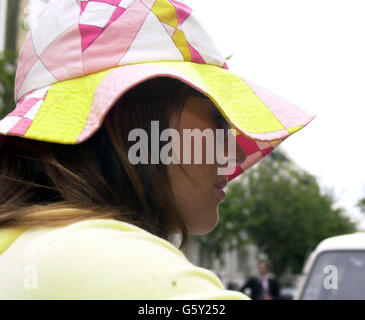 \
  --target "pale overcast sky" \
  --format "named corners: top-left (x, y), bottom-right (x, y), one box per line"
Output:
top-left (190, 0), bottom-right (365, 229)
top-left (27, 0), bottom-right (365, 228)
